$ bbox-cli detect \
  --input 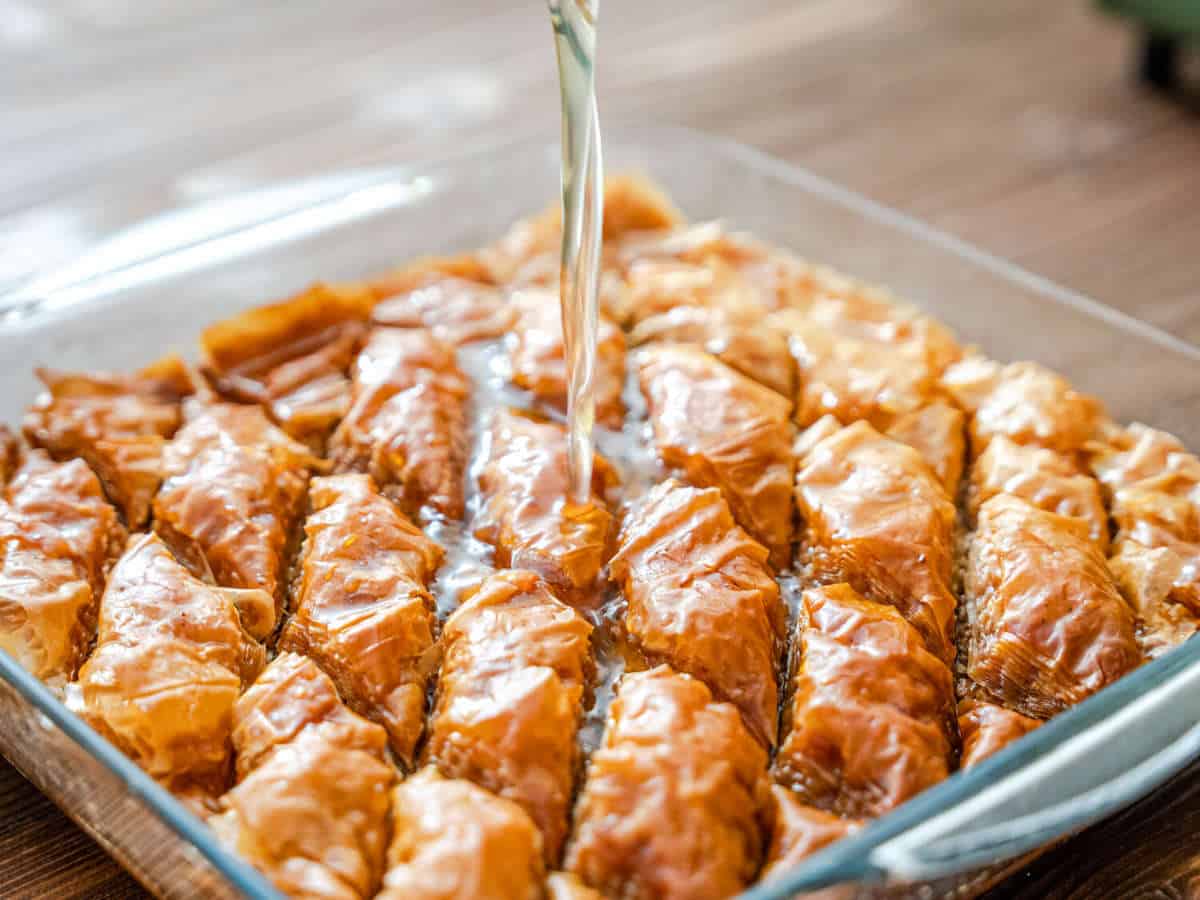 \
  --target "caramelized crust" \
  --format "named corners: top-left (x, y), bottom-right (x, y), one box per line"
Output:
top-left (968, 436), bottom-right (1108, 549)
top-left (474, 409), bottom-right (617, 606)
top-left (153, 401), bottom-right (322, 639)
top-left (774, 584), bottom-right (954, 818)
top-left (0, 453), bottom-right (125, 687)
top-left (966, 495), bottom-right (1141, 718)
top-left (942, 357), bottom-right (1104, 458)
top-left (201, 283), bottom-right (373, 450)
top-left (329, 328), bottom-right (470, 521)
top-left (69, 533), bottom-right (264, 803)
top-left (0, 425), bottom-right (18, 484)
top-left (609, 480), bottom-right (786, 746)
top-left (425, 569), bottom-right (593, 863)
top-left (629, 304), bottom-right (795, 398)
top-left (795, 420), bottom-right (958, 663)
top-left (507, 289), bottom-right (626, 429)
top-left (278, 474), bottom-right (443, 766)
top-left (638, 344), bottom-right (794, 569)
top-left (22, 357), bottom-right (194, 526)
top-left (1087, 423), bottom-right (1200, 654)
top-left (958, 699), bottom-right (1041, 768)
top-left (378, 767), bottom-right (546, 900)
top-left (370, 256), bottom-right (517, 346)
top-left (212, 653), bottom-right (393, 900)
top-left (761, 786), bottom-right (860, 882)
top-left (565, 666), bottom-right (771, 900)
